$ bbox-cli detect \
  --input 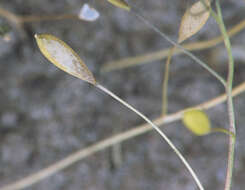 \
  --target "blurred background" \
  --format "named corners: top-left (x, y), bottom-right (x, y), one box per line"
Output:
top-left (0, 0), bottom-right (245, 189)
